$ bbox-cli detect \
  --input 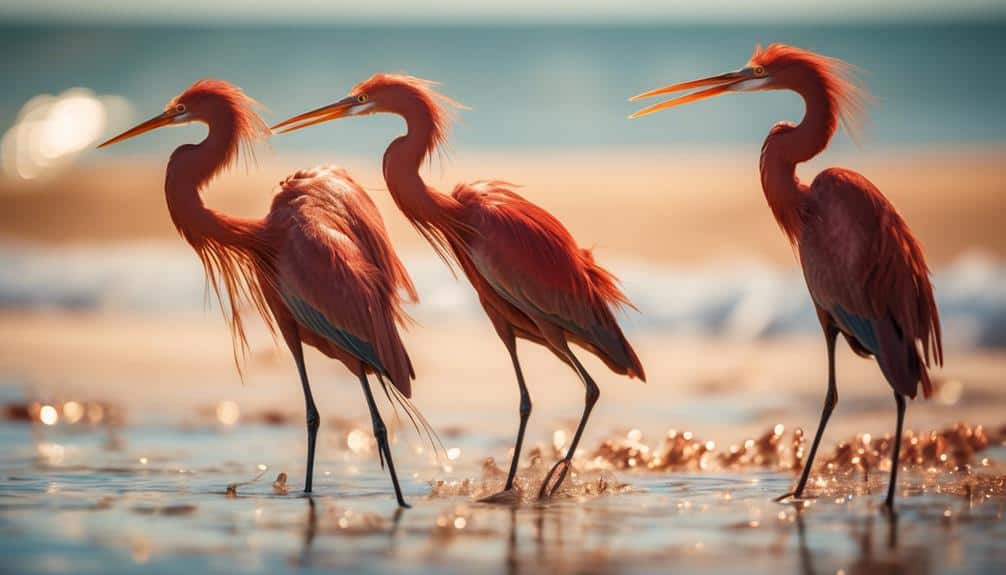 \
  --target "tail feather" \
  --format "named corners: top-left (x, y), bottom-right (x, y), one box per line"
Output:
top-left (370, 304), bottom-right (414, 398)
top-left (580, 249), bottom-right (645, 381)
